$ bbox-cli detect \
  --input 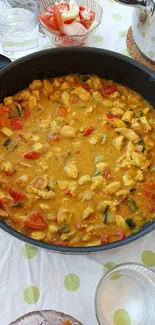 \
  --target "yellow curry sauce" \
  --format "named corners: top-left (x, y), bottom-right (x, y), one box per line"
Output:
top-left (0, 74), bottom-right (155, 247)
